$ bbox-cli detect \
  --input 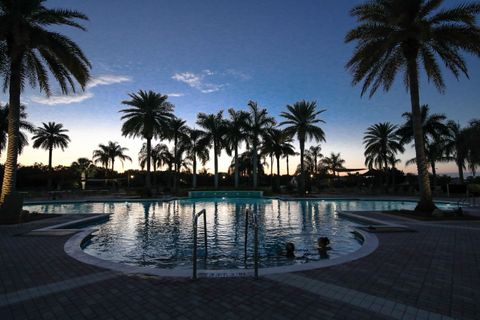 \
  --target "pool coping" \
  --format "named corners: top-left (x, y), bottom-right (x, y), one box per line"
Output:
top-left (63, 218), bottom-right (379, 279)
top-left (27, 197), bottom-right (436, 278)
top-left (28, 214), bottom-right (111, 236)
